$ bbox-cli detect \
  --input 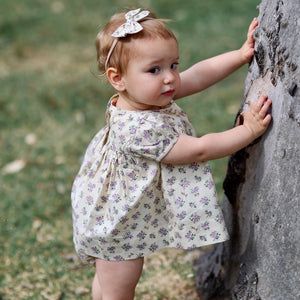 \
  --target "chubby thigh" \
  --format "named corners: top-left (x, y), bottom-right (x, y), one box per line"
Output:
top-left (94, 257), bottom-right (144, 300)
